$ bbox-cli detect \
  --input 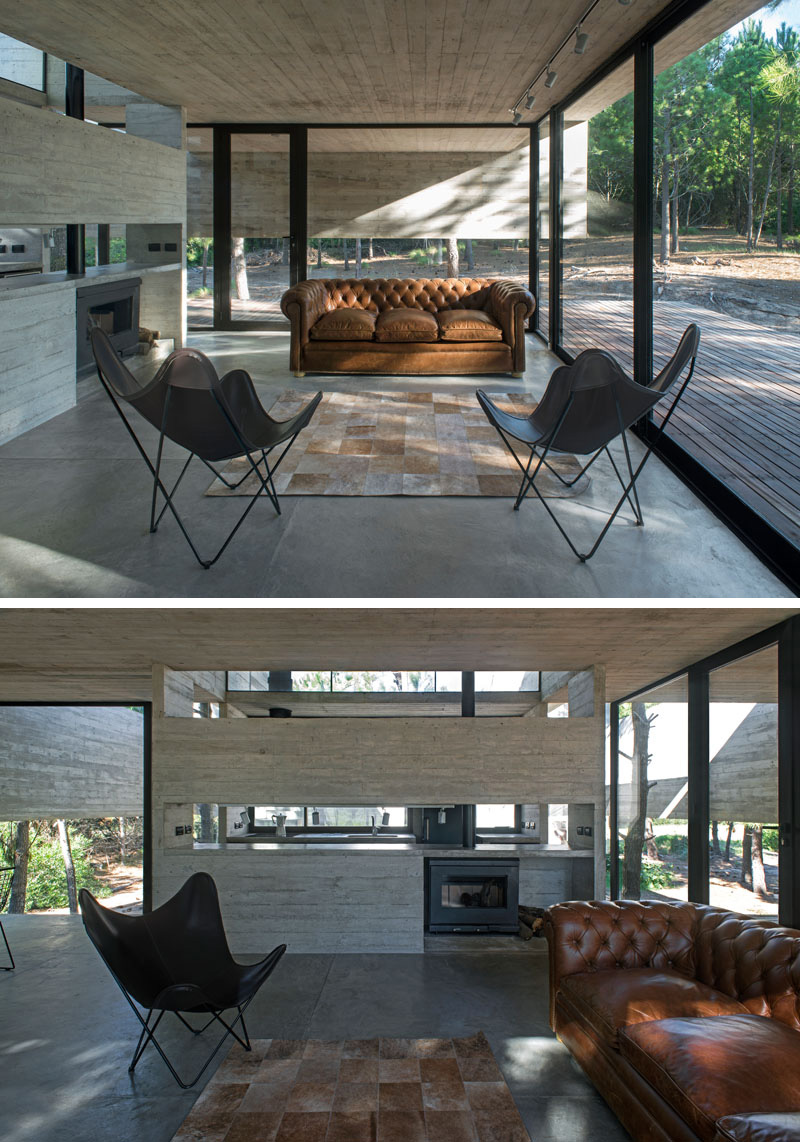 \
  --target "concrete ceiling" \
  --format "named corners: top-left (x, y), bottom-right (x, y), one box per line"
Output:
top-left (0, 608), bottom-right (794, 704)
top-left (0, 0), bottom-right (764, 129)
